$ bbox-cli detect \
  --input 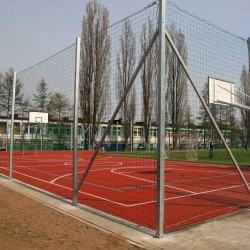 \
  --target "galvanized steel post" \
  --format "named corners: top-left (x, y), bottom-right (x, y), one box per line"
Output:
top-left (73, 37), bottom-right (81, 205)
top-left (9, 71), bottom-right (16, 180)
top-left (156, 0), bottom-right (166, 238)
